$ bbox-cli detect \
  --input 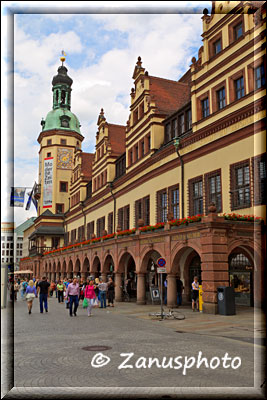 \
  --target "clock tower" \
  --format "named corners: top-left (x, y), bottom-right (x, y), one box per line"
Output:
top-left (36, 57), bottom-right (84, 217)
